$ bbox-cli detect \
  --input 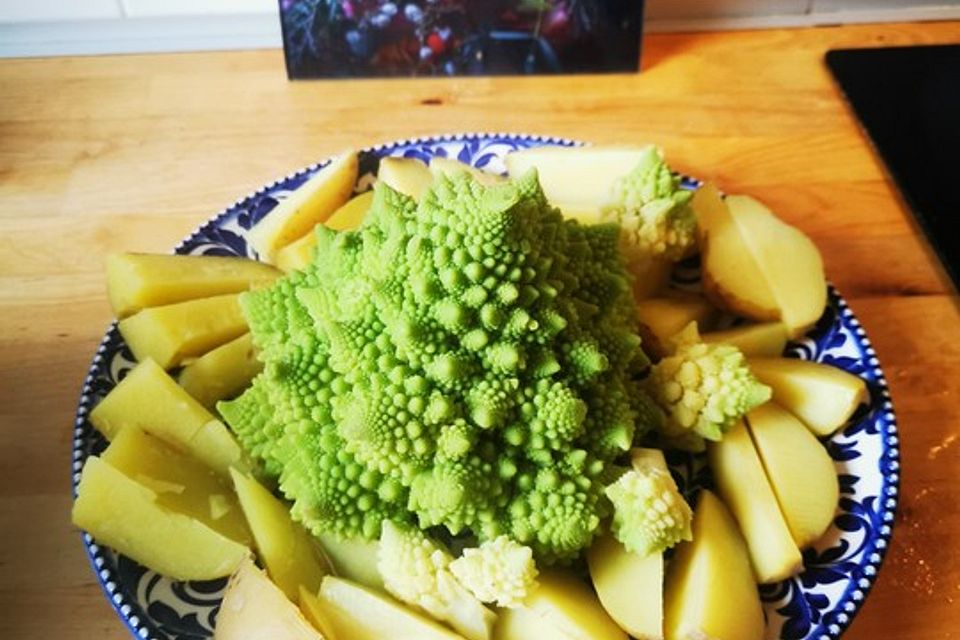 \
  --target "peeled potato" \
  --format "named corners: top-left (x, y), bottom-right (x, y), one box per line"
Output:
top-left (663, 490), bottom-right (764, 640)
top-left (73, 457), bottom-right (249, 581)
top-left (377, 157), bottom-right (434, 200)
top-left (248, 151), bottom-right (358, 263)
top-left (215, 558), bottom-right (325, 640)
